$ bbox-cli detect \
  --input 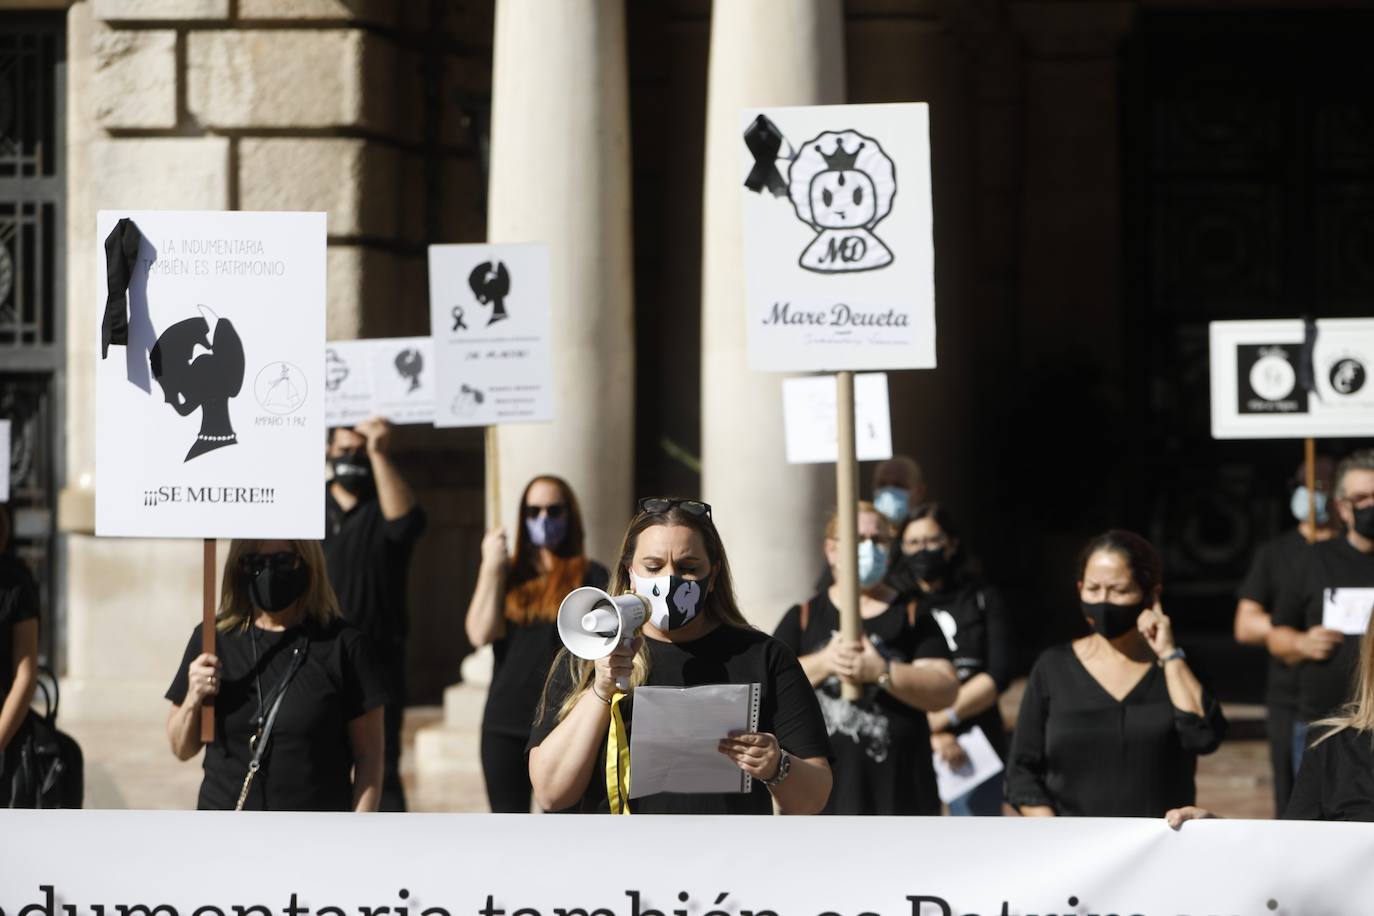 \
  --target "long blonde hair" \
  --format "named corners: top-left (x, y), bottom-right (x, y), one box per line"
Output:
top-left (216, 539), bottom-right (341, 633)
top-left (537, 503), bottom-right (754, 726)
top-left (1312, 604), bottom-right (1374, 747)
